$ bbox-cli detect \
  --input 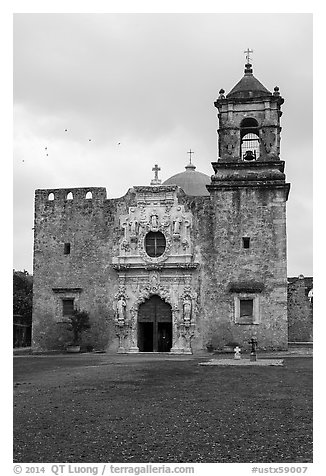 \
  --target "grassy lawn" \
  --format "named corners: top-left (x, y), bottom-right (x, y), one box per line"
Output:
top-left (13, 354), bottom-right (312, 463)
